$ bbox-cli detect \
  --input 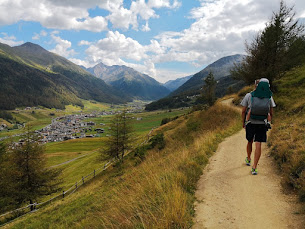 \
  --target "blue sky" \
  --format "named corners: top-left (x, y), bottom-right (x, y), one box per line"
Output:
top-left (0, 0), bottom-right (305, 83)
